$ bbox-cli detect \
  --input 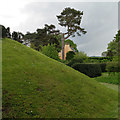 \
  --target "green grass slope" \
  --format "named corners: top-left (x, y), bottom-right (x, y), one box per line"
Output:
top-left (2, 38), bottom-right (118, 118)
